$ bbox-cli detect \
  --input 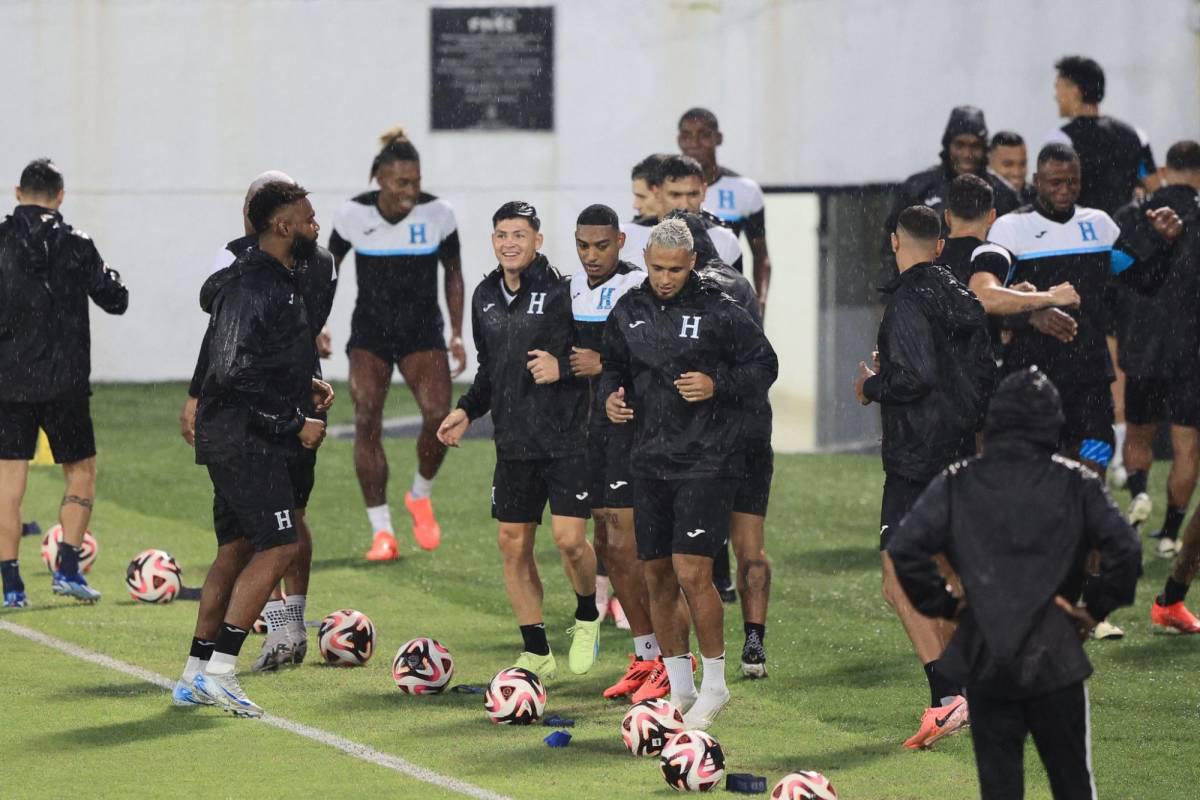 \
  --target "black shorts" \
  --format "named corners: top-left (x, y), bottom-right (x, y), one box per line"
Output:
top-left (586, 425), bottom-right (609, 512)
top-left (879, 472), bottom-right (930, 551)
top-left (0, 390), bottom-right (96, 463)
top-left (634, 477), bottom-right (737, 561)
top-left (1058, 381), bottom-right (1114, 464)
top-left (1126, 374), bottom-right (1200, 428)
top-left (207, 457), bottom-right (300, 552)
top-left (290, 447), bottom-right (317, 509)
top-left (491, 455), bottom-right (591, 523)
top-left (590, 423), bottom-right (634, 509)
top-left (733, 440), bottom-right (773, 517)
top-left (347, 306), bottom-right (446, 365)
